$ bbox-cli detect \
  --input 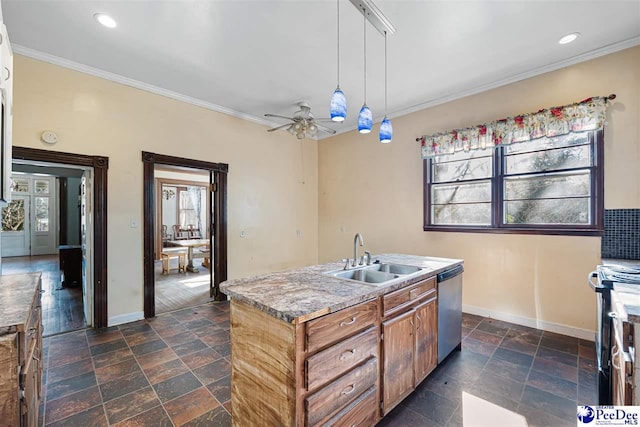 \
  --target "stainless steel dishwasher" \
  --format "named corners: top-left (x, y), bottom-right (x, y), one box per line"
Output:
top-left (437, 264), bottom-right (464, 363)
